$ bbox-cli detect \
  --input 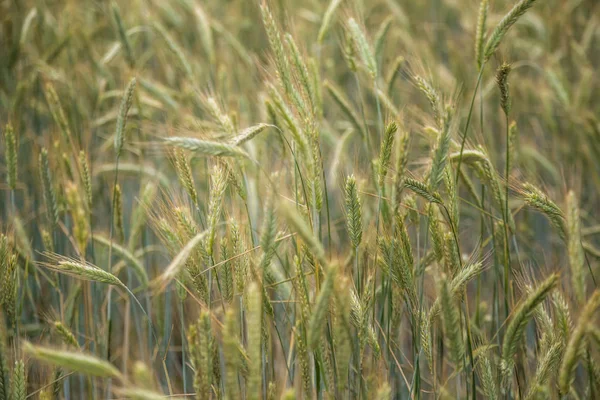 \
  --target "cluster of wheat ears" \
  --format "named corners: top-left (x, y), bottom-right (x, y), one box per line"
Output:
top-left (0, 0), bottom-right (599, 398)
